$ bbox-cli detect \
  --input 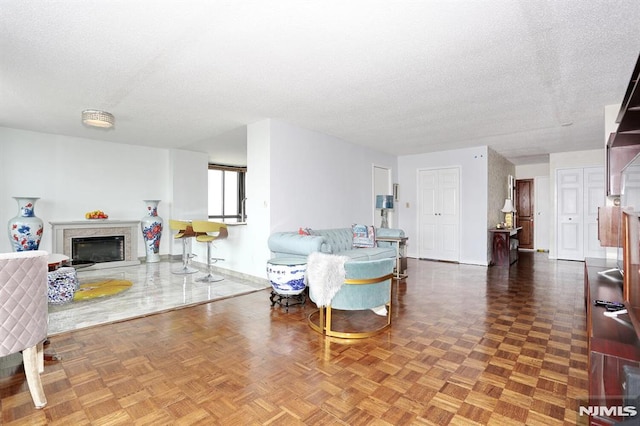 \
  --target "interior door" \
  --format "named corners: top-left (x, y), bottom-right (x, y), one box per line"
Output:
top-left (438, 168), bottom-right (460, 262)
top-left (515, 179), bottom-right (534, 249)
top-left (418, 167), bottom-right (459, 261)
top-left (418, 170), bottom-right (438, 258)
top-left (584, 167), bottom-right (606, 259)
top-left (556, 167), bottom-right (605, 260)
top-left (557, 168), bottom-right (584, 260)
